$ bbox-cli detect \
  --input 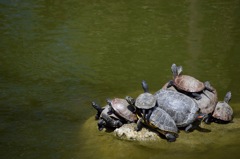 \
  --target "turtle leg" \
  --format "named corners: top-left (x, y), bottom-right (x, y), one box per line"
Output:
top-left (145, 108), bottom-right (153, 122)
top-left (165, 133), bottom-right (176, 142)
top-left (135, 118), bottom-right (143, 131)
top-left (192, 92), bottom-right (202, 100)
top-left (97, 119), bottom-right (106, 131)
top-left (204, 81), bottom-right (214, 92)
top-left (166, 80), bottom-right (174, 88)
top-left (91, 102), bottom-right (104, 120)
top-left (101, 113), bottom-right (123, 128)
top-left (185, 124), bottom-right (193, 132)
top-left (204, 114), bottom-right (213, 124)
